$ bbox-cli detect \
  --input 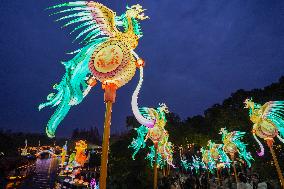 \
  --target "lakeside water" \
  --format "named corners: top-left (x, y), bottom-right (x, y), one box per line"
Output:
top-left (19, 157), bottom-right (59, 189)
